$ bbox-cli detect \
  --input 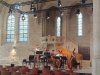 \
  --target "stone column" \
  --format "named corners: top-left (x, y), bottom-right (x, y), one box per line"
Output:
top-left (62, 14), bottom-right (67, 48)
top-left (92, 0), bottom-right (100, 75)
top-left (0, 14), bottom-right (3, 45)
